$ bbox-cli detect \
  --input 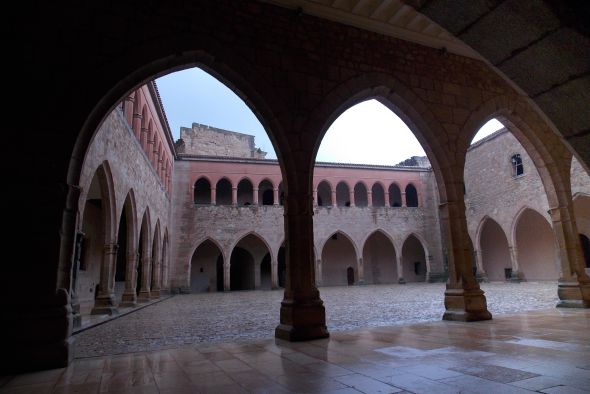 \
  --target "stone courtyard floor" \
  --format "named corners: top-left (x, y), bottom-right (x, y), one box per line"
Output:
top-left (73, 282), bottom-right (559, 359)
